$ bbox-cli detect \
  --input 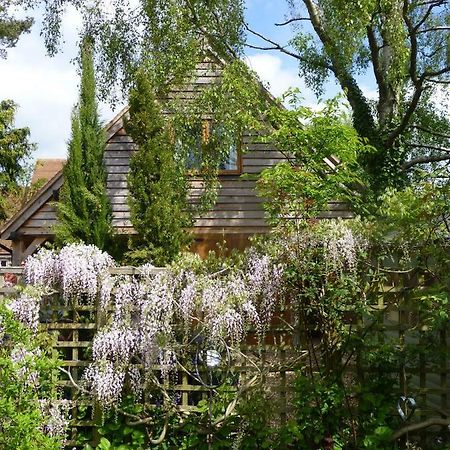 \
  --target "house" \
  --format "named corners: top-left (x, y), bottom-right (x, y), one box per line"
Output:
top-left (0, 240), bottom-right (12, 267)
top-left (0, 57), bottom-right (351, 264)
